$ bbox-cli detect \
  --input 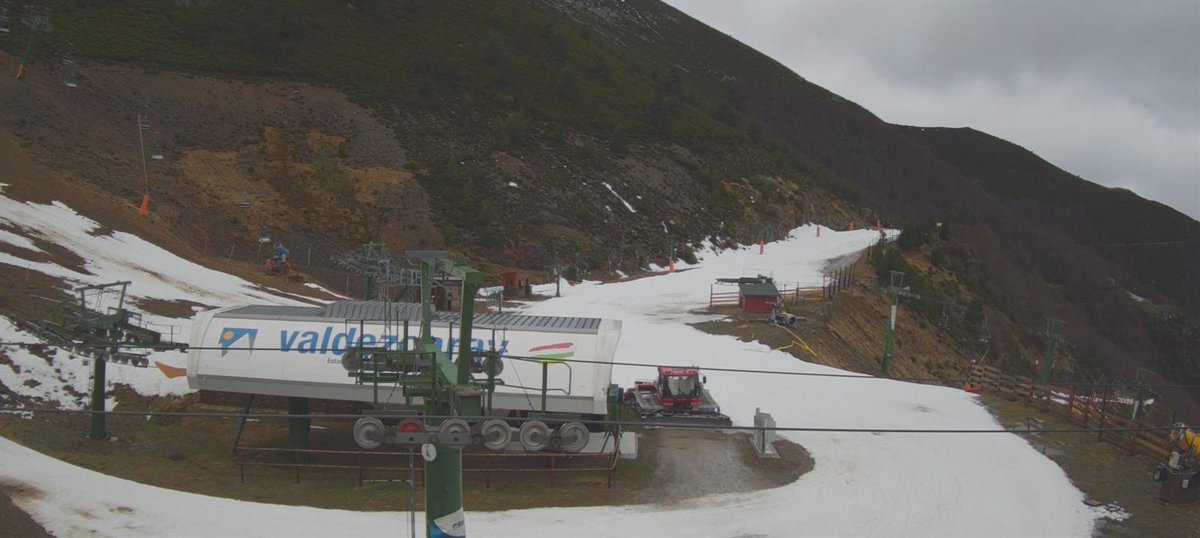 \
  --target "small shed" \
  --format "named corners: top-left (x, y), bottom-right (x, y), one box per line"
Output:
top-left (502, 270), bottom-right (534, 299)
top-left (738, 279), bottom-right (780, 314)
